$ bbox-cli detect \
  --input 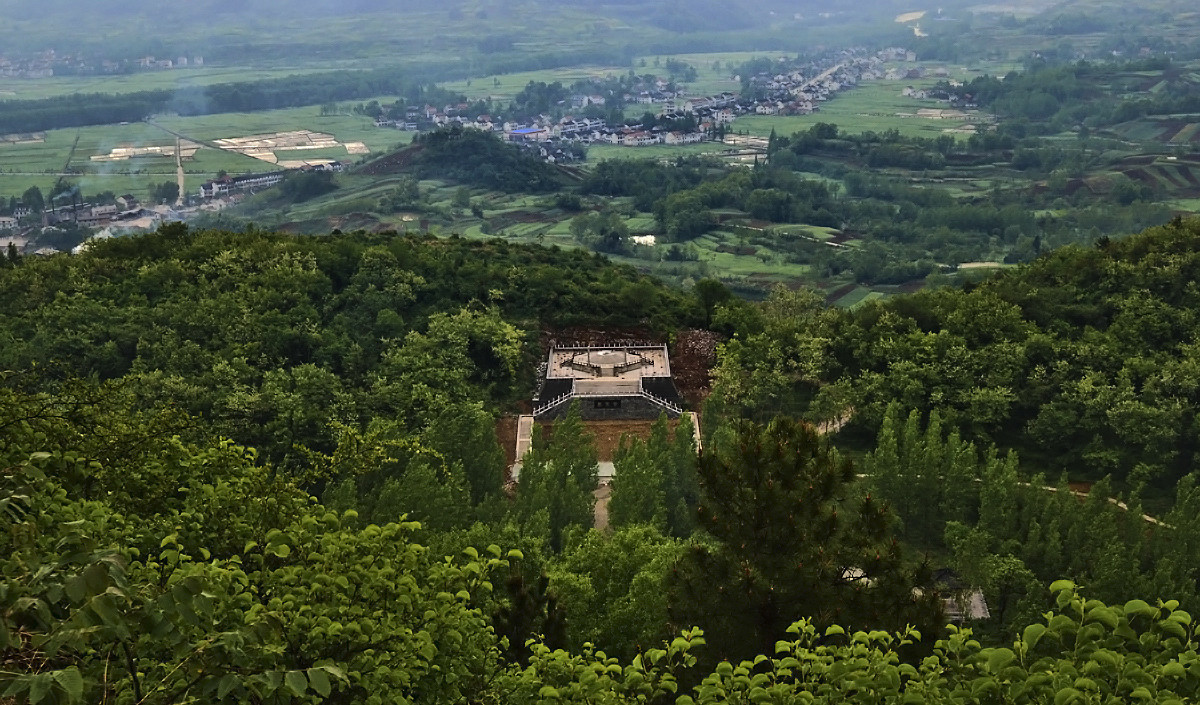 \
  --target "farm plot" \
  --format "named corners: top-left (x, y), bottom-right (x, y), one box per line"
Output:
top-left (737, 81), bottom-right (991, 141)
top-left (90, 141), bottom-right (200, 162)
top-left (152, 107), bottom-right (401, 153)
top-left (213, 130), bottom-right (350, 165)
top-left (829, 286), bottom-right (882, 309)
top-left (1169, 123), bottom-right (1200, 144)
top-left (502, 222), bottom-right (550, 238)
top-left (1, 132), bottom-right (44, 145)
top-left (1114, 118), bottom-right (1200, 144)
